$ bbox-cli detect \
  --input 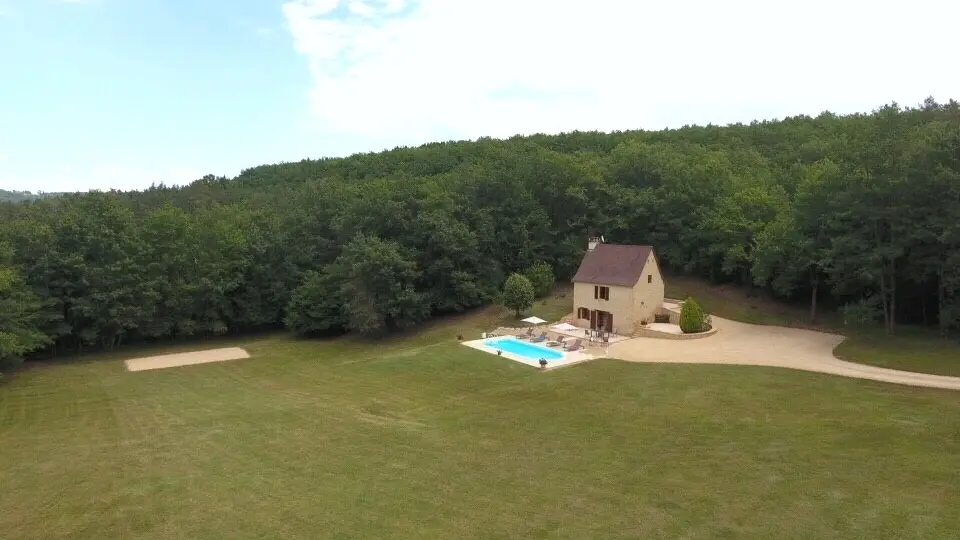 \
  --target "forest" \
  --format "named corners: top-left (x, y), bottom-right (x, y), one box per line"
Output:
top-left (1, 98), bottom-right (958, 372)
top-left (0, 189), bottom-right (51, 203)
